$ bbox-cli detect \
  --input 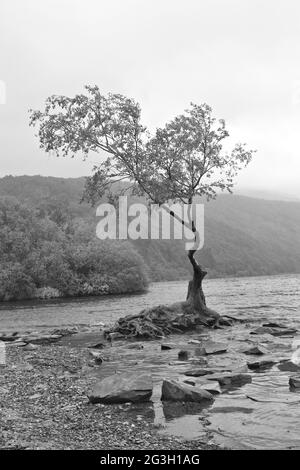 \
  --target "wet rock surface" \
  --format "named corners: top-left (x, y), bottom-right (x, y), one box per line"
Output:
top-left (161, 379), bottom-right (214, 403)
top-left (206, 372), bottom-right (252, 386)
top-left (1, 312), bottom-right (300, 450)
top-left (161, 344), bottom-right (174, 350)
top-left (251, 326), bottom-right (297, 337)
top-left (200, 341), bottom-right (228, 355)
top-left (242, 345), bottom-right (267, 356)
top-left (184, 369), bottom-right (216, 377)
top-left (247, 359), bottom-right (277, 370)
top-left (88, 373), bottom-right (153, 404)
top-left (278, 360), bottom-right (300, 372)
